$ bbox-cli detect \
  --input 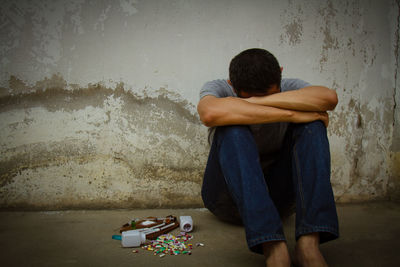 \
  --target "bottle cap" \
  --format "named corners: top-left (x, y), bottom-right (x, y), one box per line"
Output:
top-left (179, 216), bottom-right (193, 232)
